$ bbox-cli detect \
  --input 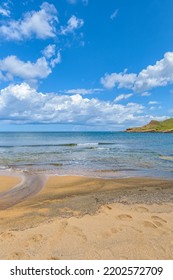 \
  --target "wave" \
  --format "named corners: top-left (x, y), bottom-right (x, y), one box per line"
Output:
top-left (160, 155), bottom-right (173, 161)
top-left (78, 142), bottom-right (115, 146)
top-left (8, 162), bottom-right (63, 168)
top-left (98, 142), bottom-right (115, 145)
top-left (77, 142), bottom-right (98, 146)
top-left (59, 143), bottom-right (77, 147)
top-left (0, 143), bottom-right (78, 148)
top-left (0, 142), bottom-right (115, 149)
